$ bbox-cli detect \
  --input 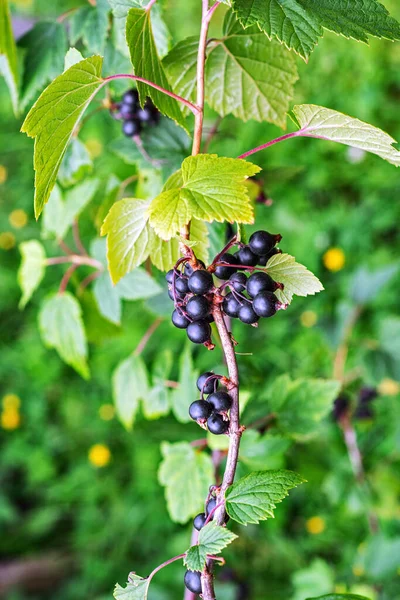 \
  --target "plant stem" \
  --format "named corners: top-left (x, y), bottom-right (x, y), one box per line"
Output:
top-left (46, 255), bottom-right (103, 270)
top-left (145, 0), bottom-right (157, 10)
top-left (133, 318), bottom-right (164, 357)
top-left (238, 132), bottom-right (300, 160)
top-left (59, 264), bottom-right (79, 294)
top-left (73, 220), bottom-right (88, 256)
